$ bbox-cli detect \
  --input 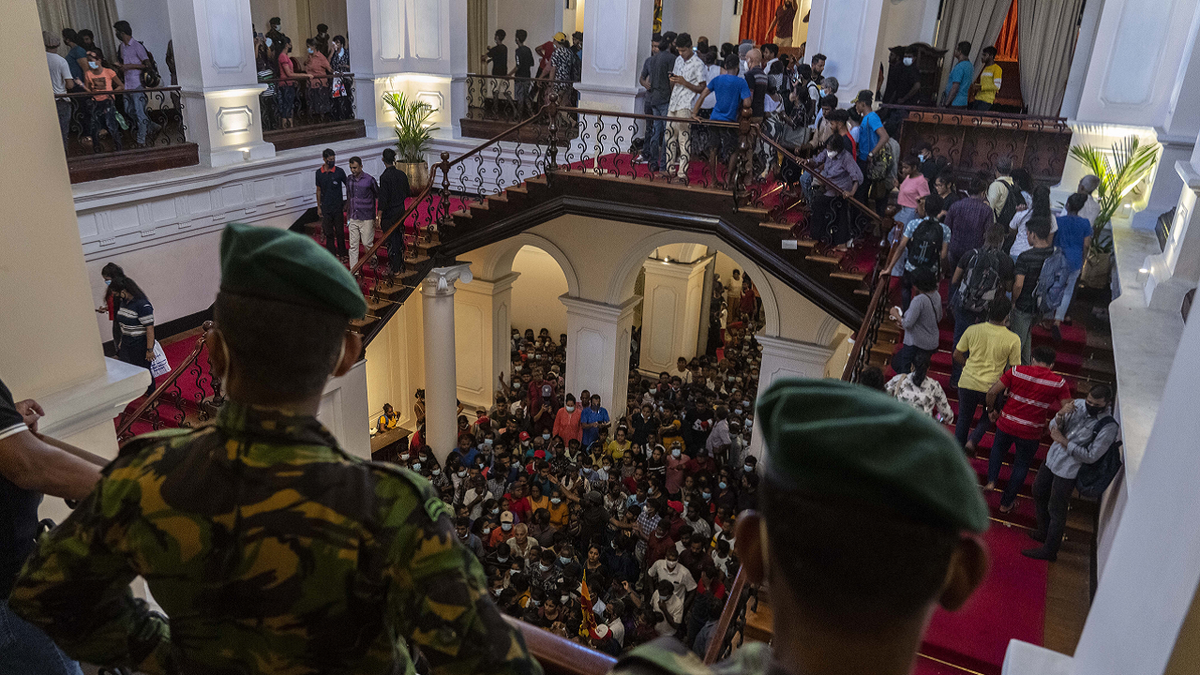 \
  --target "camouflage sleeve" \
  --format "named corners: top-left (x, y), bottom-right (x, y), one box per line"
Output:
top-left (8, 463), bottom-right (175, 674)
top-left (610, 638), bottom-right (700, 675)
top-left (380, 470), bottom-right (543, 675)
